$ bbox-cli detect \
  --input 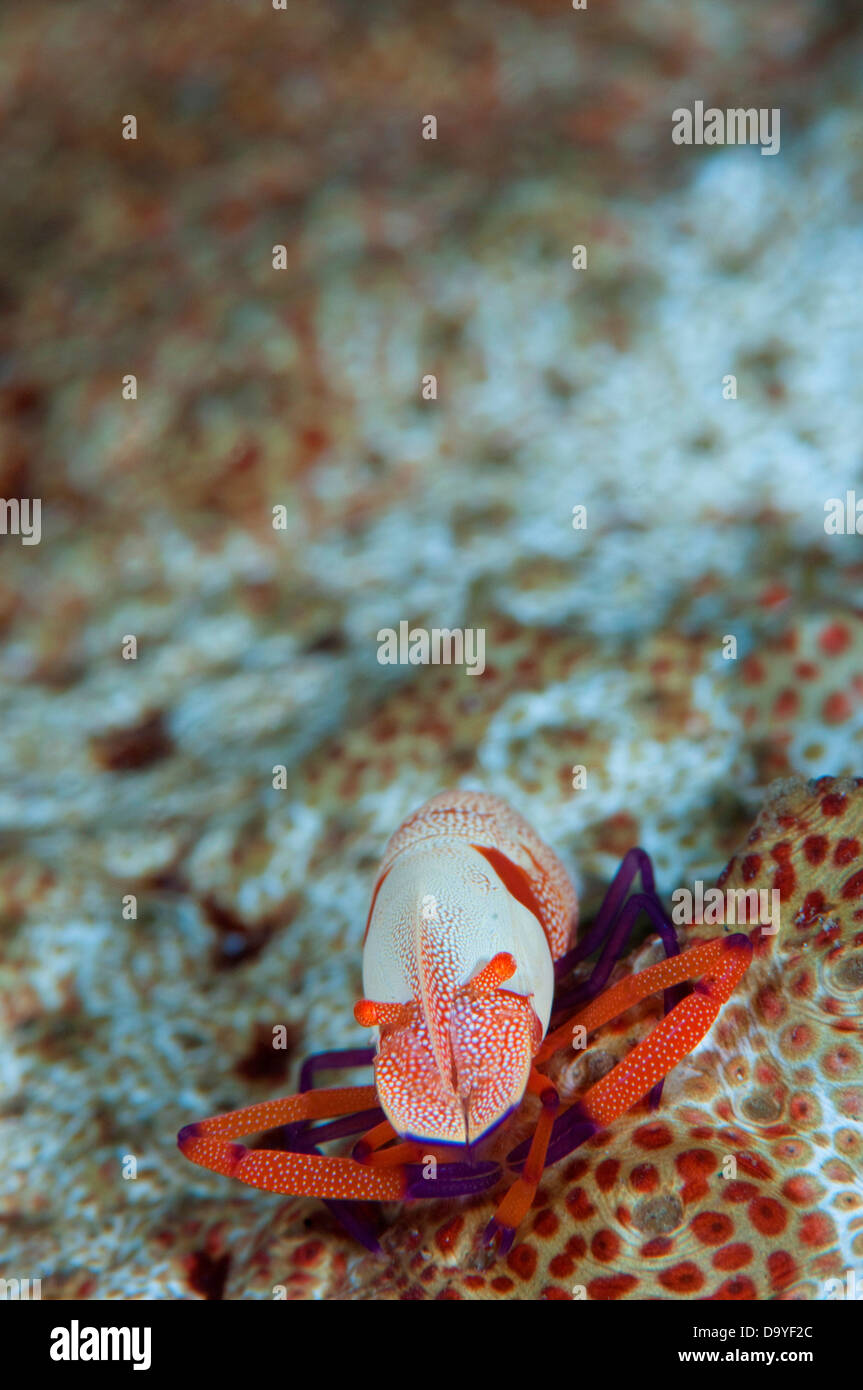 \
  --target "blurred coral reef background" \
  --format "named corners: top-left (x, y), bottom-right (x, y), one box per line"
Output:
top-left (1, 0), bottom-right (862, 1298)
